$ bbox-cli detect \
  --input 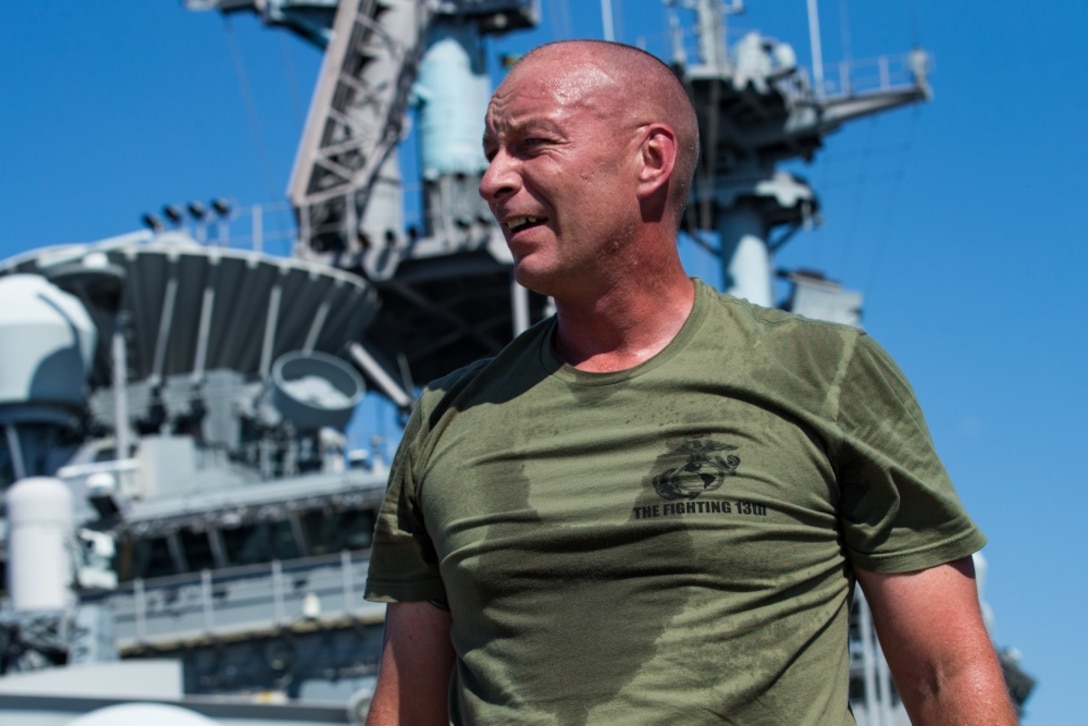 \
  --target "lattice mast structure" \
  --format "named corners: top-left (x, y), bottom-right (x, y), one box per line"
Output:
top-left (187, 0), bottom-right (543, 399)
